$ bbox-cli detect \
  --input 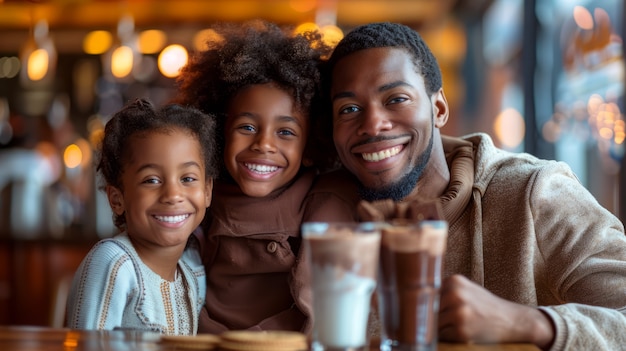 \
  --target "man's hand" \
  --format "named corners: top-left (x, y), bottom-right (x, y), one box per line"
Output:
top-left (437, 274), bottom-right (555, 350)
